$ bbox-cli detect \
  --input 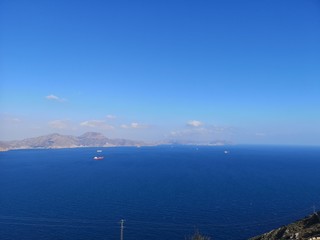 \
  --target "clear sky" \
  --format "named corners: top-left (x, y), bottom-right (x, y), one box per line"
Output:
top-left (1, 0), bottom-right (320, 144)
